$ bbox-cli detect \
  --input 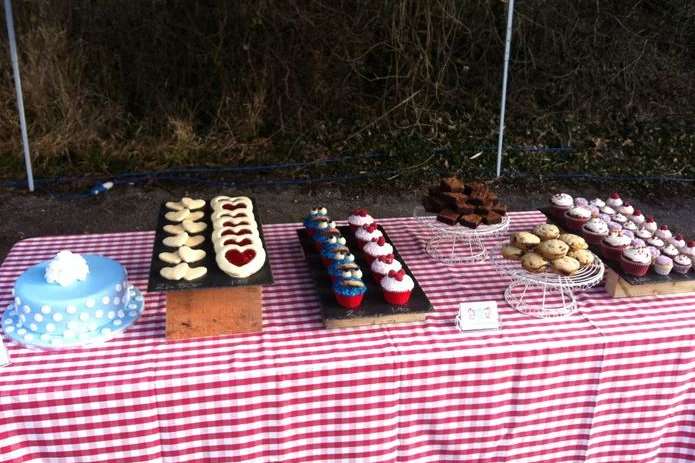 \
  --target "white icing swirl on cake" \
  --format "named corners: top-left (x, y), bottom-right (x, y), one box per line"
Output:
top-left (44, 251), bottom-right (90, 287)
top-left (622, 246), bottom-right (651, 264)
